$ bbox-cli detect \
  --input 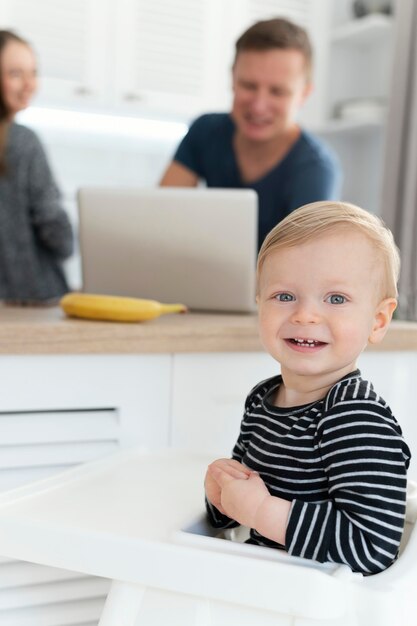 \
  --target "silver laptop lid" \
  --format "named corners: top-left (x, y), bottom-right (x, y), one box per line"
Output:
top-left (77, 187), bottom-right (258, 313)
